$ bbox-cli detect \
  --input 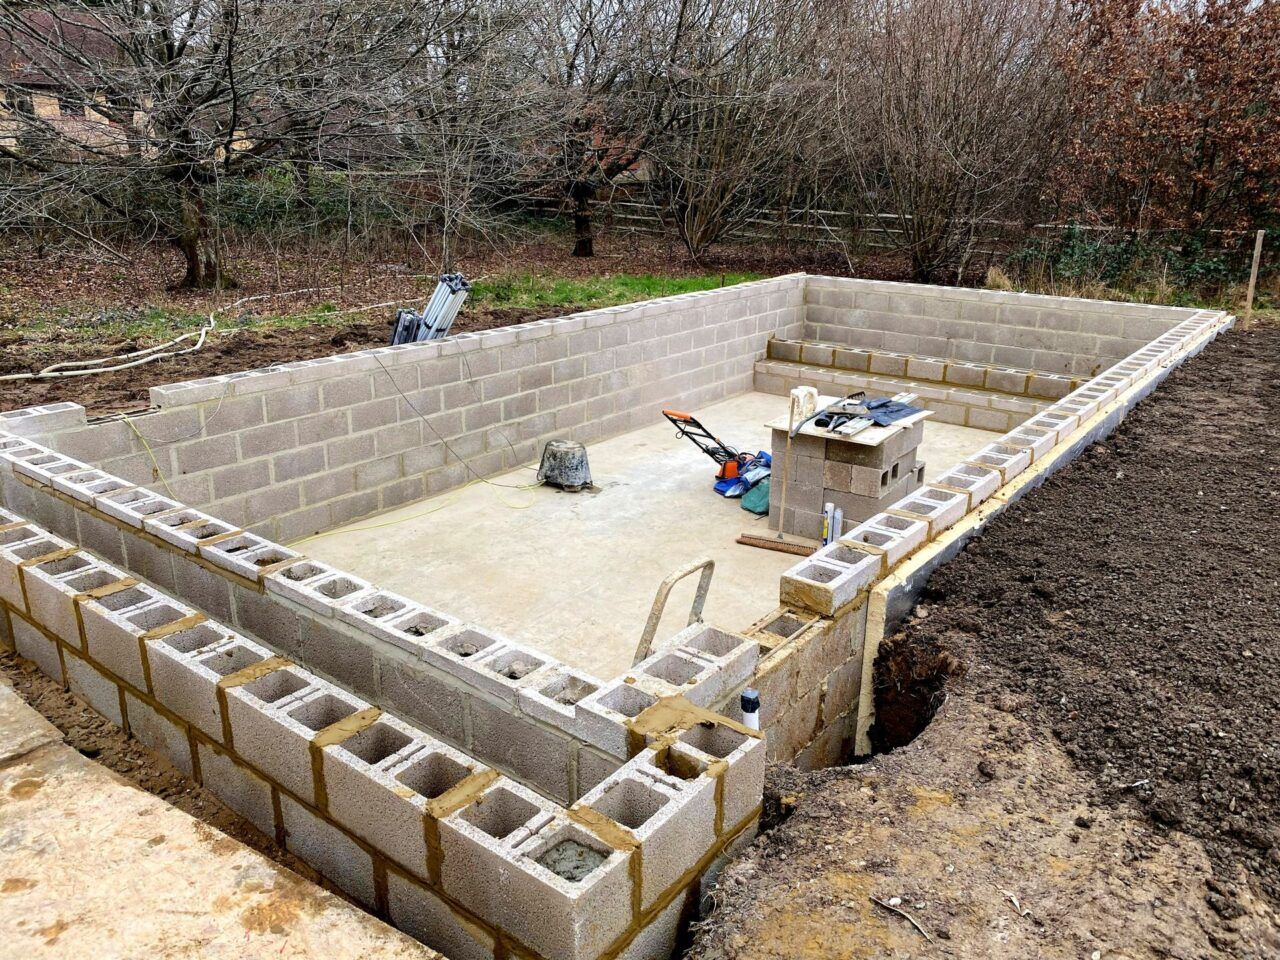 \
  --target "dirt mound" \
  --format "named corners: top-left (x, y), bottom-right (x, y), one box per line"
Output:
top-left (689, 324), bottom-right (1280, 959)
